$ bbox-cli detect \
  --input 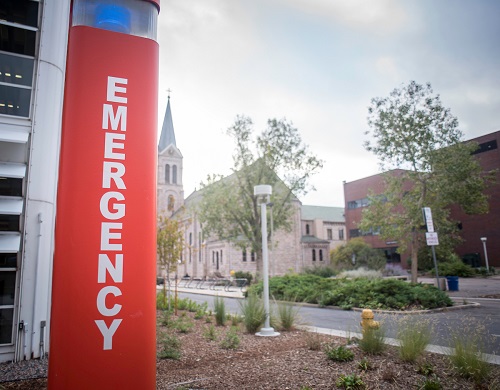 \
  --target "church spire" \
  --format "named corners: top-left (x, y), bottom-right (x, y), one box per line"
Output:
top-left (158, 95), bottom-right (176, 152)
